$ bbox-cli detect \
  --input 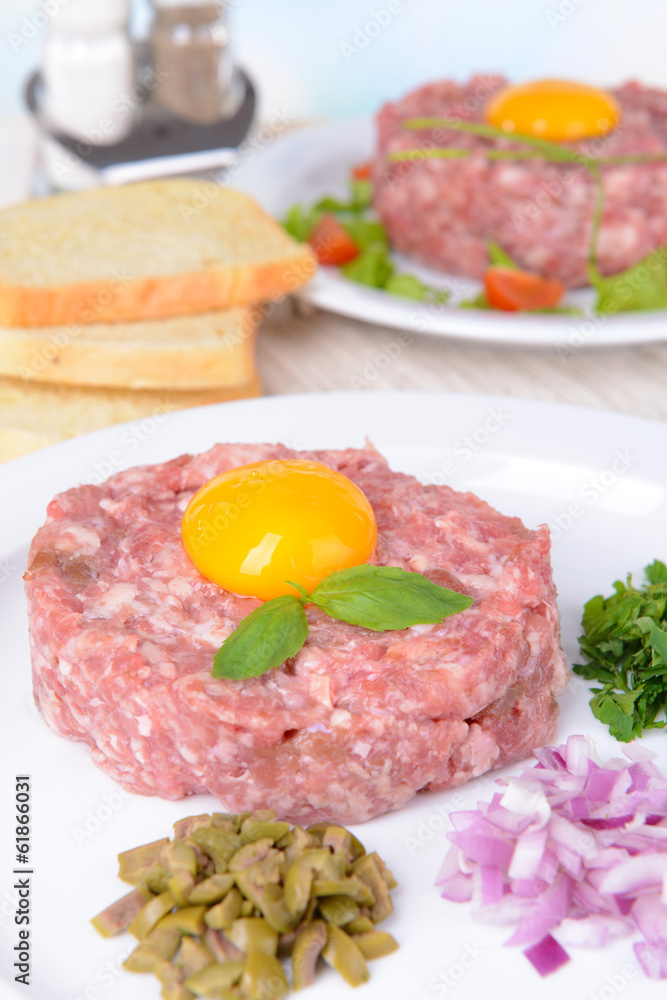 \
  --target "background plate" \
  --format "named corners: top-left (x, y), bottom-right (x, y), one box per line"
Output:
top-left (0, 391), bottom-right (665, 999)
top-left (233, 118), bottom-right (667, 348)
